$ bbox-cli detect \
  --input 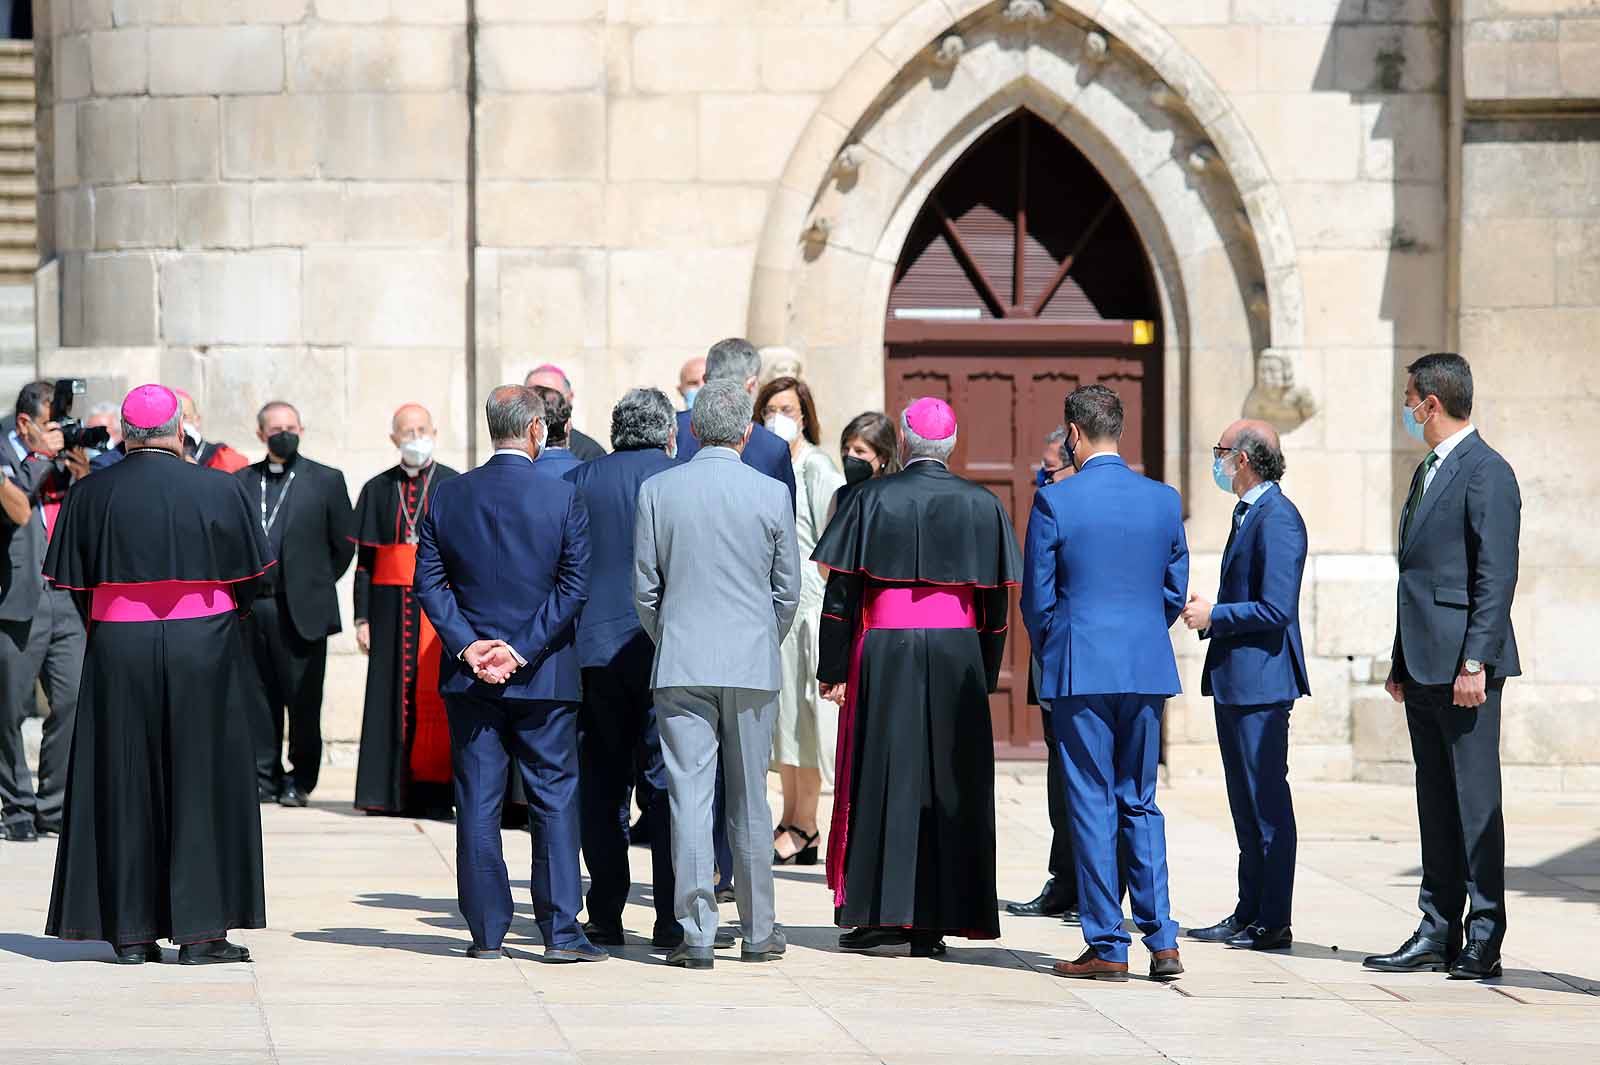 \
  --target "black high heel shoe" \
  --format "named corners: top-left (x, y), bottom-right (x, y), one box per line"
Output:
top-left (773, 827), bottom-right (820, 866)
